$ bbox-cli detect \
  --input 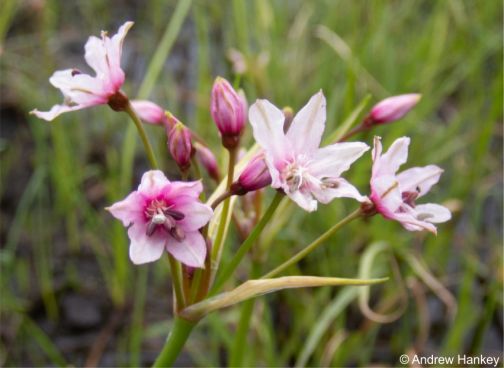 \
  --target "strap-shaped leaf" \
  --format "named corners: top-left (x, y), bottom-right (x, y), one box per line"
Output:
top-left (180, 276), bottom-right (388, 321)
